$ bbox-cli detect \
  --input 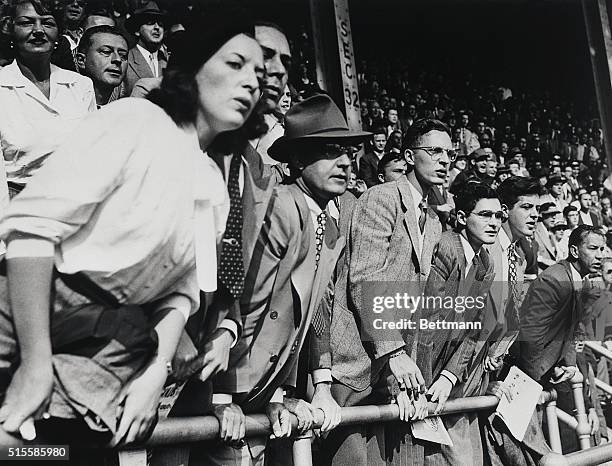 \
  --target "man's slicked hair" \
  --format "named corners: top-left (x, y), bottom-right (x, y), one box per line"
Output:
top-left (497, 176), bottom-right (542, 209)
top-left (401, 119), bottom-right (451, 152)
top-left (77, 25), bottom-right (127, 54)
top-left (568, 225), bottom-right (605, 252)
